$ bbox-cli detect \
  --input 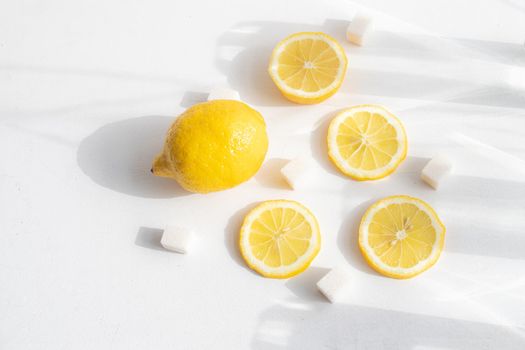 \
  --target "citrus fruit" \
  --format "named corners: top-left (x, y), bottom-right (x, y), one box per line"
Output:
top-left (239, 200), bottom-right (321, 278)
top-left (327, 104), bottom-right (407, 180)
top-left (151, 100), bottom-right (268, 193)
top-left (359, 195), bottom-right (446, 279)
top-left (268, 32), bottom-right (348, 104)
